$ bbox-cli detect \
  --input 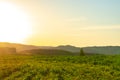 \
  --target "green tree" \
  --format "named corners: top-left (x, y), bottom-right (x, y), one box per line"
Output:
top-left (80, 48), bottom-right (85, 56)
